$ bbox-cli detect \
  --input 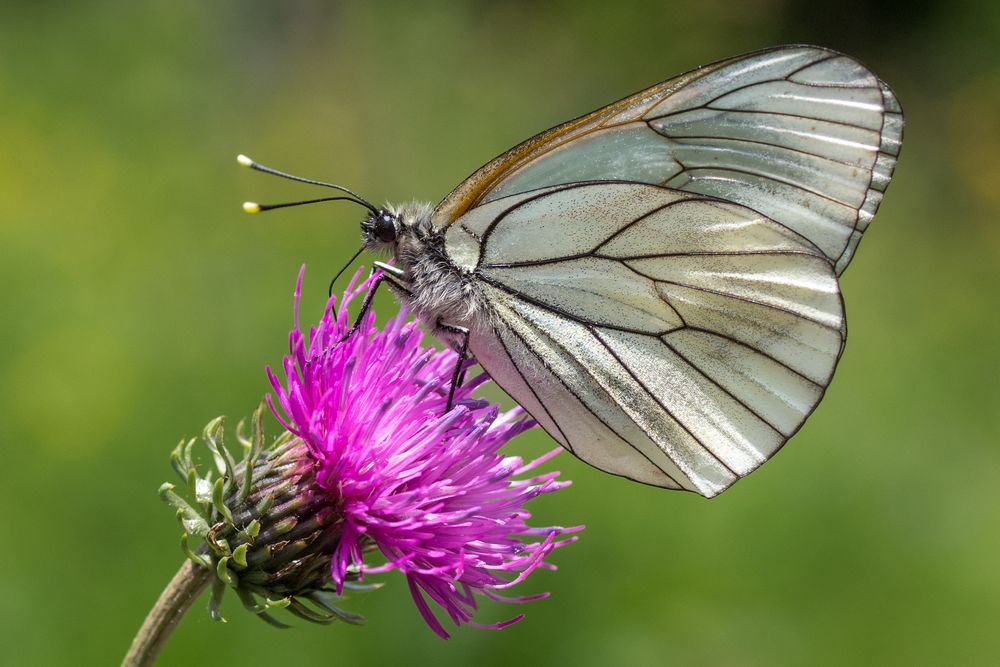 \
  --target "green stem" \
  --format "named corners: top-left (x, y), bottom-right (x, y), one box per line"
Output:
top-left (122, 560), bottom-right (212, 667)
